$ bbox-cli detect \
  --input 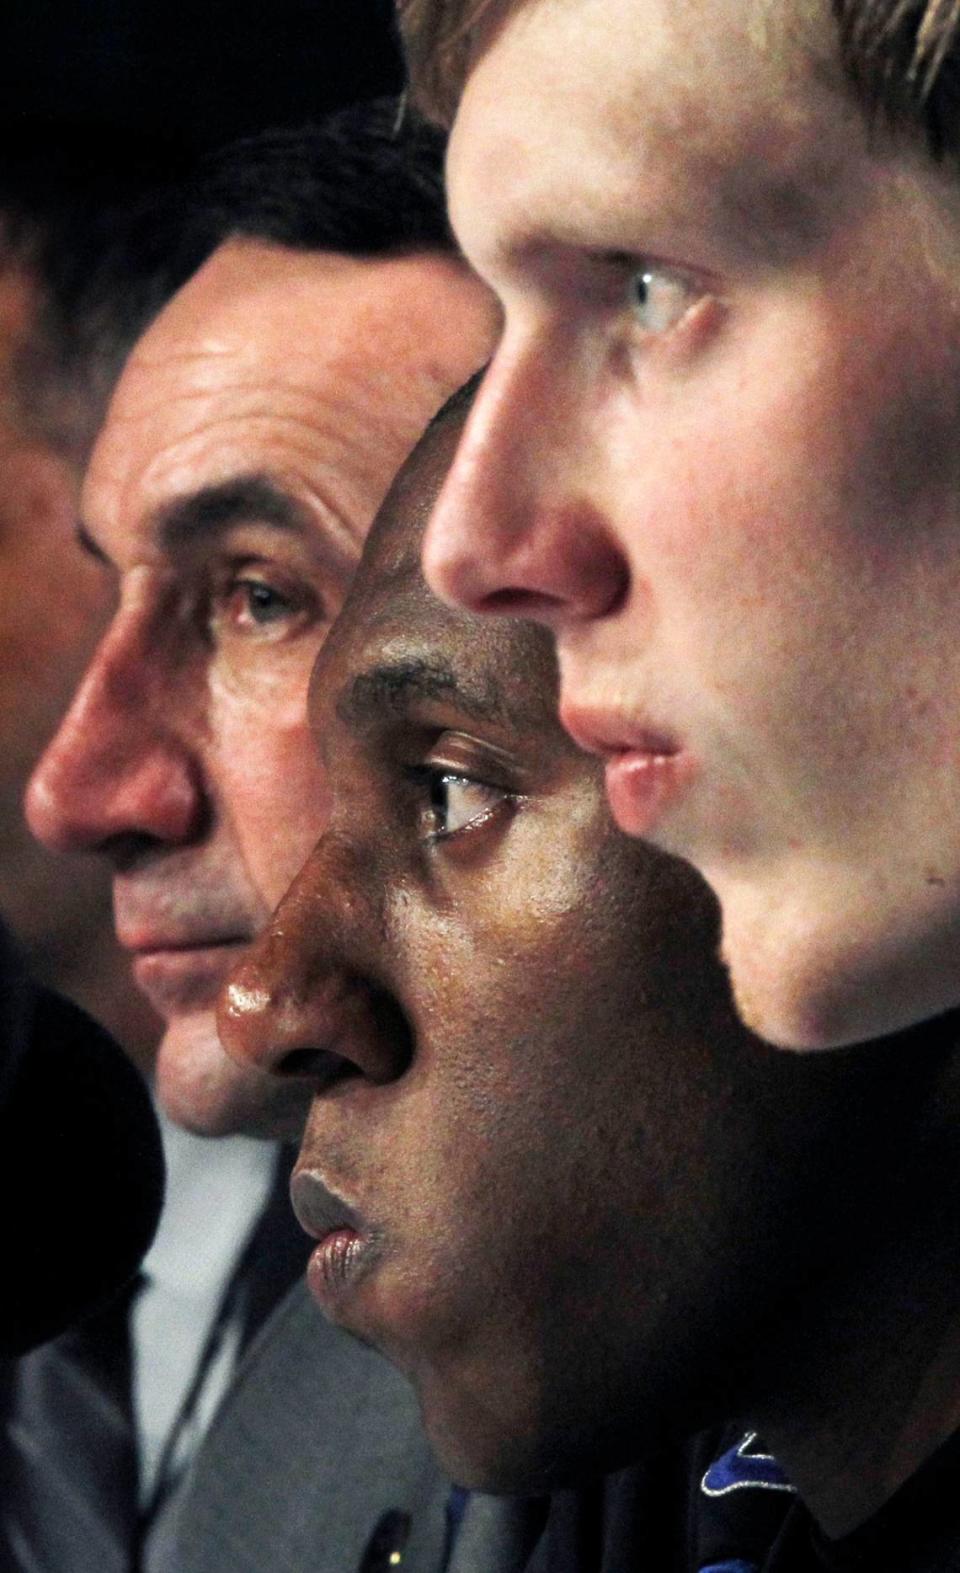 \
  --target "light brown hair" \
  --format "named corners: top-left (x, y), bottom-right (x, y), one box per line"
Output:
top-left (398, 0), bottom-right (960, 159)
